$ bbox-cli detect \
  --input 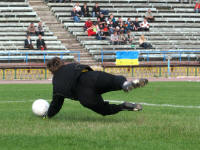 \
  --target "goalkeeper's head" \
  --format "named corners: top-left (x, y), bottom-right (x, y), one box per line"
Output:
top-left (47, 57), bottom-right (64, 74)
